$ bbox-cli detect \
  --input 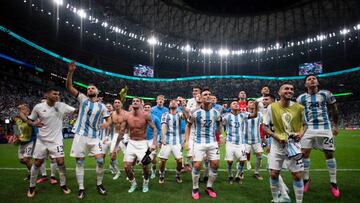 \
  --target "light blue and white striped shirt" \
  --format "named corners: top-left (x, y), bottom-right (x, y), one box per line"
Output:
top-left (297, 90), bottom-right (336, 130)
top-left (72, 93), bottom-right (110, 138)
top-left (244, 112), bottom-right (263, 144)
top-left (161, 112), bottom-right (183, 145)
top-left (222, 112), bottom-right (248, 145)
top-left (189, 108), bottom-right (221, 144)
top-left (99, 121), bottom-right (115, 141)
